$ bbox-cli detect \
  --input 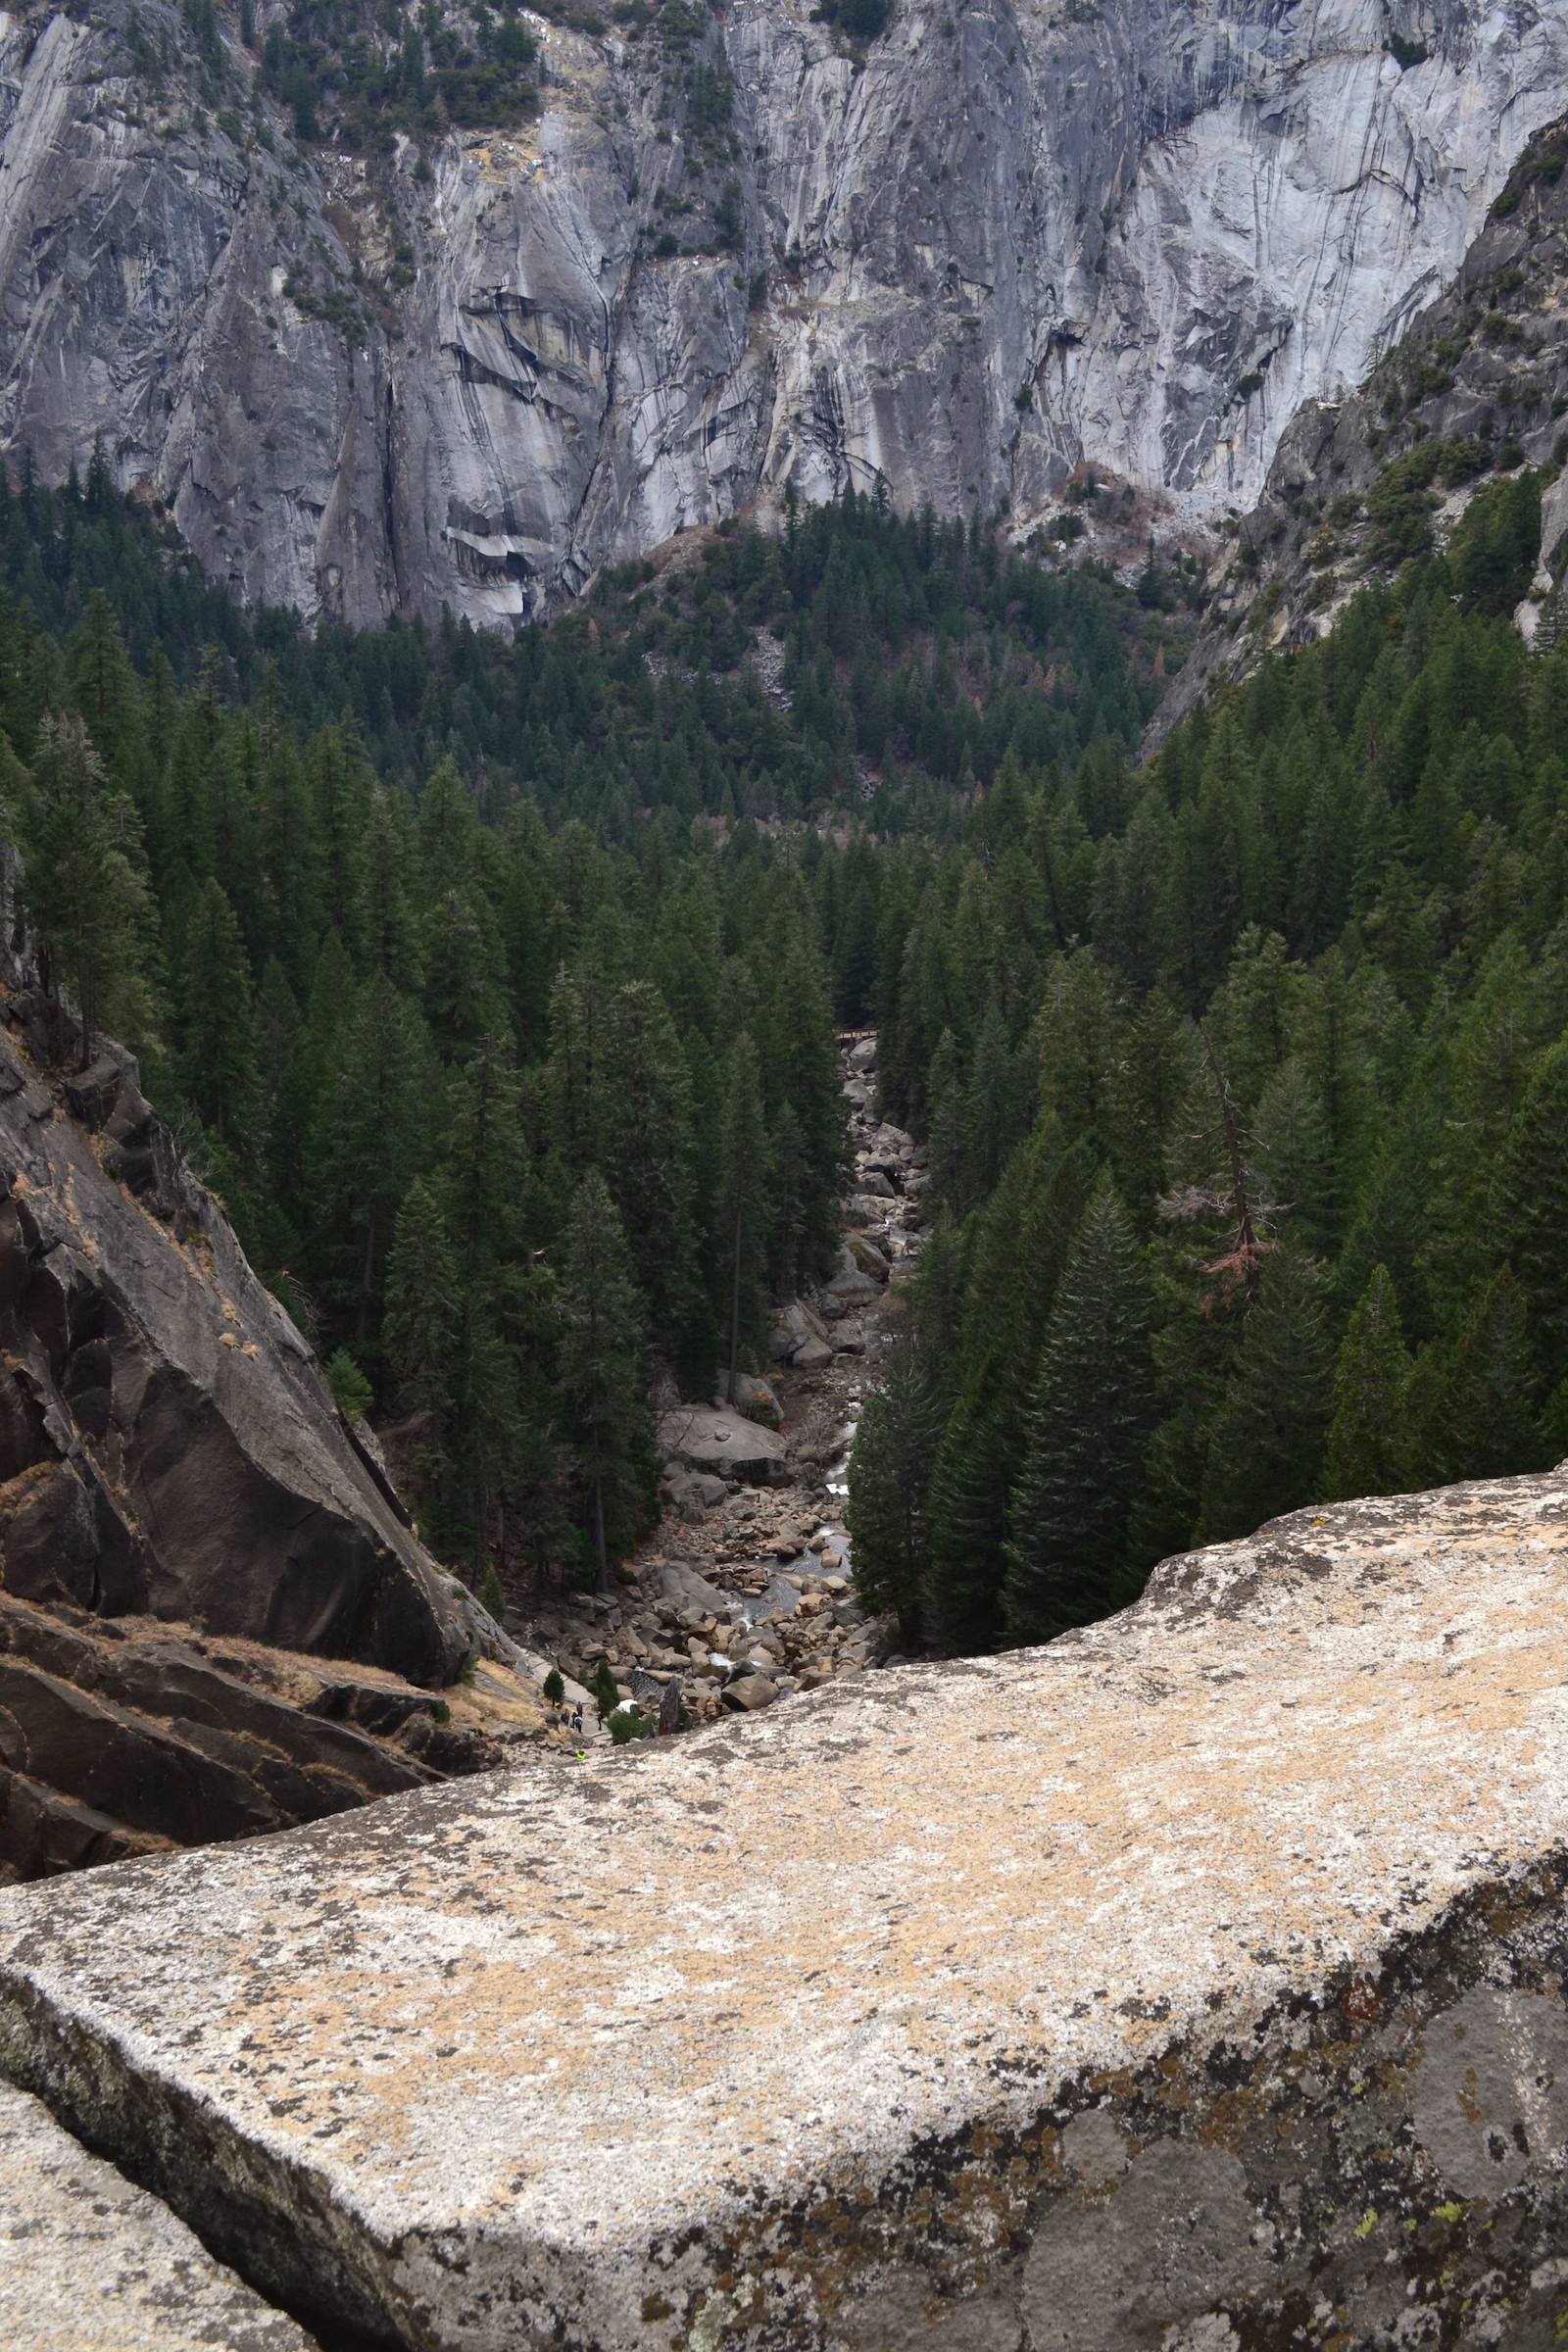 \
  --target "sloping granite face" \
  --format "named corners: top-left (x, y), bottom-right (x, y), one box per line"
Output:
top-left (0, 2079), bottom-right (318, 2350)
top-left (7, 0), bottom-right (1568, 625)
top-left (0, 994), bottom-right (467, 1688)
top-left (1147, 113), bottom-right (1568, 749)
top-left (3, 1477), bottom-right (1568, 2346)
